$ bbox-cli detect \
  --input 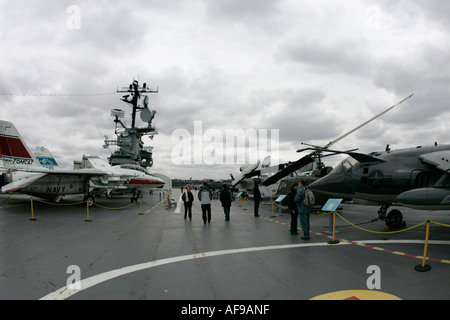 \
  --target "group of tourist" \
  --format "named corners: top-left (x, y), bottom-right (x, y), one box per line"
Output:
top-left (181, 180), bottom-right (312, 239)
